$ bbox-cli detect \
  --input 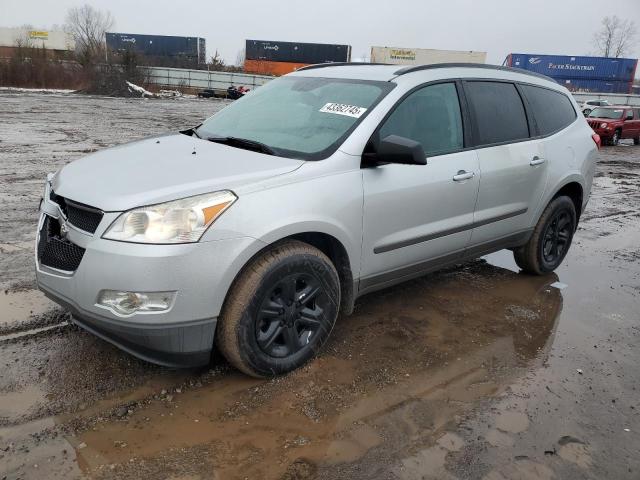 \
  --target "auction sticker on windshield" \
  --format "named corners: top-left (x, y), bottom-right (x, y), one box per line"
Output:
top-left (319, 103), bottom-right (367, 118)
